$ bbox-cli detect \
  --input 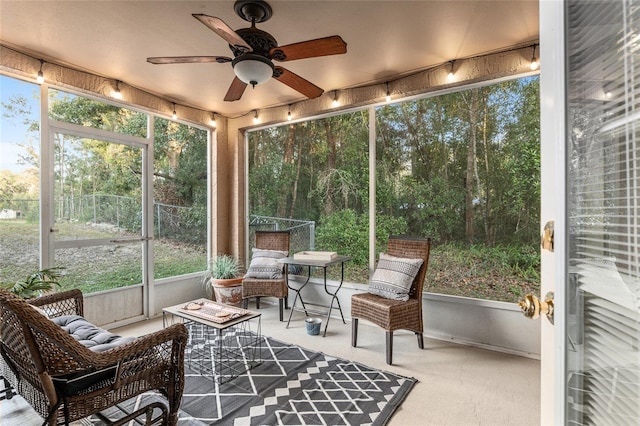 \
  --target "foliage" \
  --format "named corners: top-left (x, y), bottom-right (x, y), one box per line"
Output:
top-left (315, 210), bottom-right (407, 265)
top-left (207, 255), bottom-right (241, 280)
top-left (425, 242), bottom-right (540, 302)
top-left (249, 76), bottom-right (541, 301)
top-left (2, 74), bottom-right (541, 303)
top-left (0, 267), bottom-right (65, 299)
